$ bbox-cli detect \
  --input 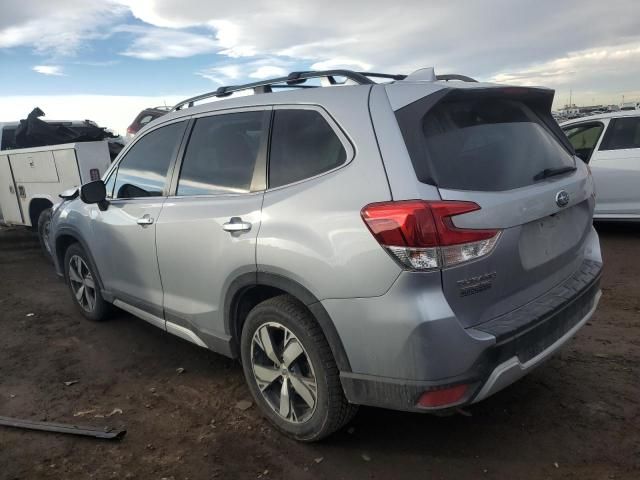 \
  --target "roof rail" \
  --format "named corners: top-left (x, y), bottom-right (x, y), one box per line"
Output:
top-left (172, 69), bottom-right (380, 111)
top-left (171, 69), bottom-right (476, 111)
